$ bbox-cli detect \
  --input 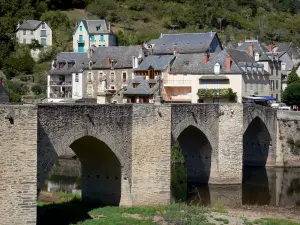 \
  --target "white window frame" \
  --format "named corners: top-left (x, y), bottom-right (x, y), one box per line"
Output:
top-left (110, 72), bottom-right (115, 82)
top-left (122, 71), bottom-right (127, 82)
top-left (88, 72), bottom-right (93, 82)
